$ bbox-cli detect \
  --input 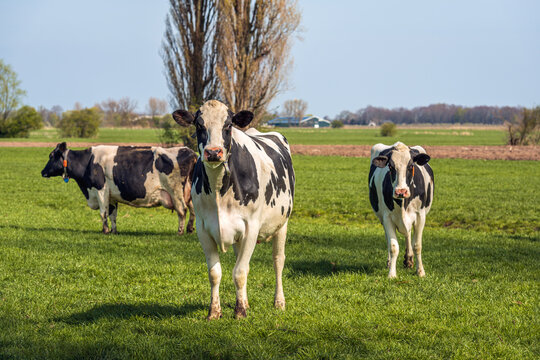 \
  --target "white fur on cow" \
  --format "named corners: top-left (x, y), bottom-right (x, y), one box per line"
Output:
top-left (173, 100), bottom-right (295, 319)
top-left (41, 142), bottom-right (197, 235)
top-left (369, 142), bottom-right (434, 278)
